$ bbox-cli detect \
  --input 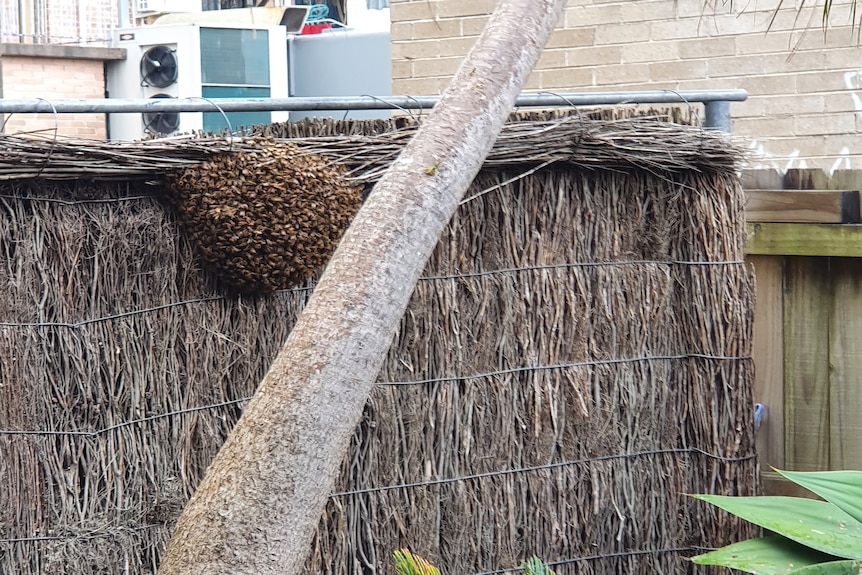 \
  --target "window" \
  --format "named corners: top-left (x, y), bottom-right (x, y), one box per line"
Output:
top-left (201, 87), bottom-right (271, 132)
top-left (202, 0), bottom-right (257, 11)
top-left (200, 27), bottom-right (270, 86)
top-left (200, 27), bottom-right (272, 132)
